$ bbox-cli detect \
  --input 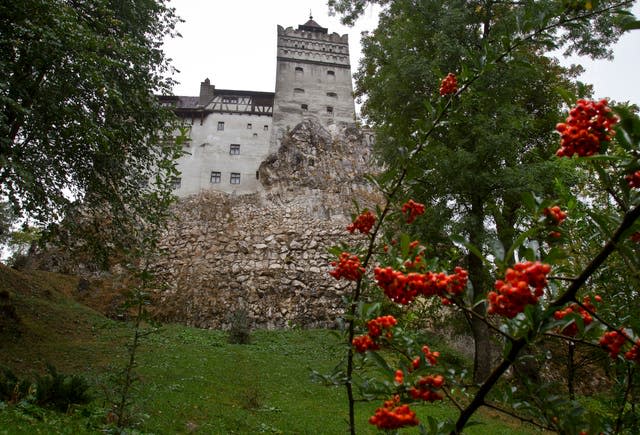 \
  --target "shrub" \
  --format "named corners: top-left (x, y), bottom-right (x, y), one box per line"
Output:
top-left (227, 308), bottom-right (252, 345)
top-left (0, 365), bottom-right (91, 412)
top-left (34, 364), bottom-right (92, 411)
